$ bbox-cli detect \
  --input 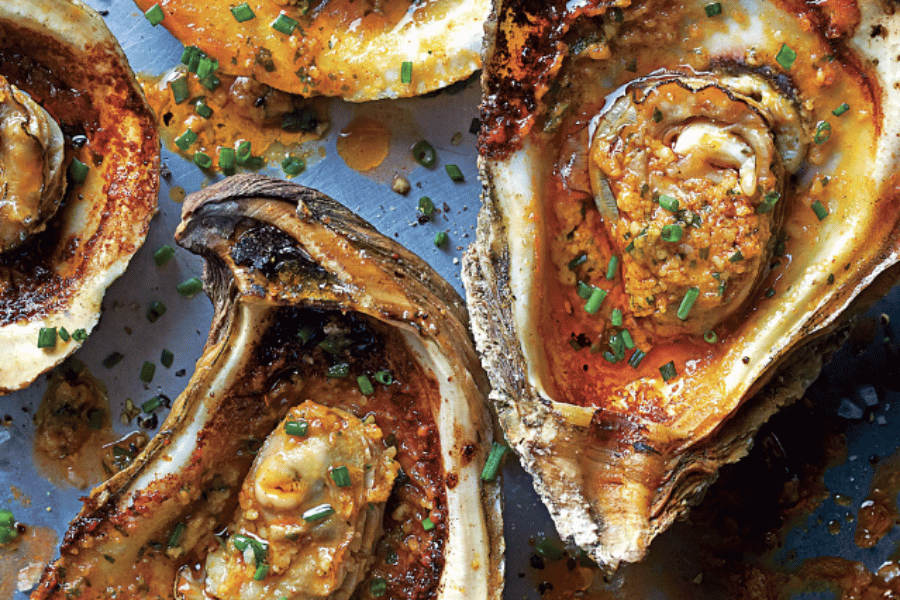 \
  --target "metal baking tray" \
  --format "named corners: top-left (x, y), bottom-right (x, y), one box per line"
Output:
top-left (1, 1), bottom-right (898, 598)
